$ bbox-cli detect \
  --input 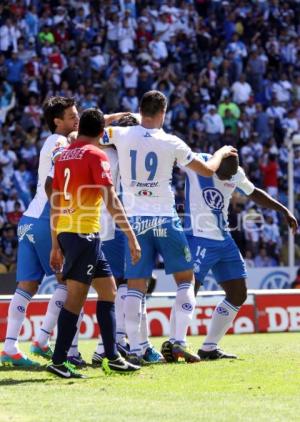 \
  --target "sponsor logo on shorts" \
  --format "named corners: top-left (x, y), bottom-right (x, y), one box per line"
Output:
top-left (153, 228), bottom-right (167, 237)
top-left (132, 217), bottom-right (168, 236)
top-left (202, 188), bottom-right (224, 211)
top-left (18, 224), bottom-right (33, 241)
top-left (216, 306), bottom-right (229, 316)
top-left (55, 301), bottom-right (64, 309)
top-left (17, 306), bottom-right (25, 313)
top-left (182, 303), bottom-right (193, 311)
top-left (184, 246), bottom-right (192, 262)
